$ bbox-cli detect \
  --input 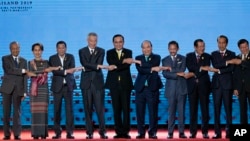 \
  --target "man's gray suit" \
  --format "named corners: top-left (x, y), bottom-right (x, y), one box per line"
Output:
top-left (162, 54), bottom-right (187, 134)
top-left (0, 55), bottom-right (27, 137)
